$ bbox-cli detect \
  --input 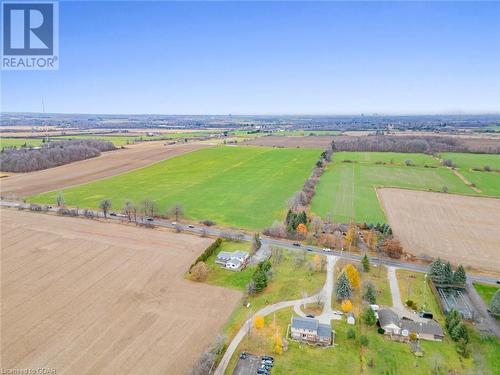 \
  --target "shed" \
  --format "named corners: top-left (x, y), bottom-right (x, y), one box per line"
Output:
top-left (347, 312), bottom-right (355, 325)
